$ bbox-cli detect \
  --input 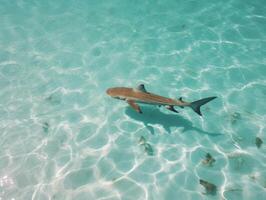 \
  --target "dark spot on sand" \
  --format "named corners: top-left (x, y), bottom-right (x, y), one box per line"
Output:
top-left (144, 143), bottom-right (154, 156)
top-left (230, 112), bottom-right (241, 124)
top-left (255, 137), bottom-right (263, 148)
top-left (138, 136), bottom-right (154, 156)
top-left (45, 92), bottom-right (62, 105)
top-left (42, 122), bottom-right (49, 133)
top-left (199, 179), bottom-right (217, 195)
top-left (202, 153), bottom-right (215, 166)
